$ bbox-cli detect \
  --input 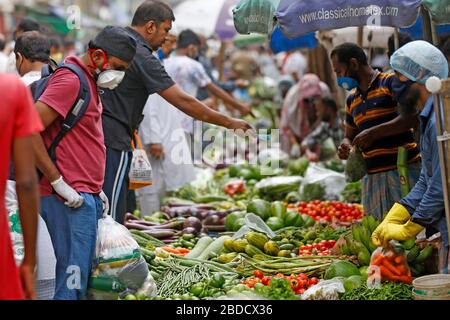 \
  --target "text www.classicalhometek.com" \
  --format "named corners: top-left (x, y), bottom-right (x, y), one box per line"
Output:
top-left (298, 5), bottom-right (399, 24)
